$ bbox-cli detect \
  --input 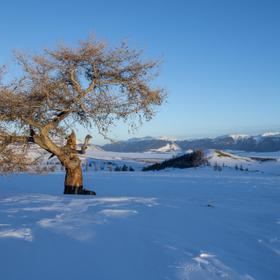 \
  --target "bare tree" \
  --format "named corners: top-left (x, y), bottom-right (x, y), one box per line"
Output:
top-left (0, 37), bottom-right (165, 194)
